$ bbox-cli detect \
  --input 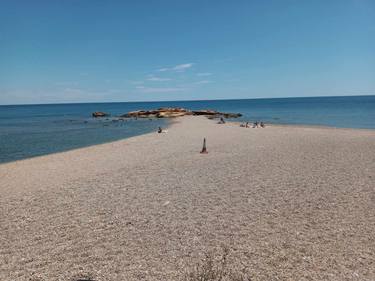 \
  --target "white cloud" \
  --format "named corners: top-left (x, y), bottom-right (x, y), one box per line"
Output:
top-left (129, 80), bottom-right (144, 85)
top-left (197, 72), bottom-right (212, 77)
top-left (173, 63), bottom-right (194, 71)
top-left (157, 63), bottom-right (194, 72)
top-left (147, 76), bottom-right (172, 82)
top-left (0, 87), bottom-right (127, 104)
top-left (194, 80), bottom-right (212, 85)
